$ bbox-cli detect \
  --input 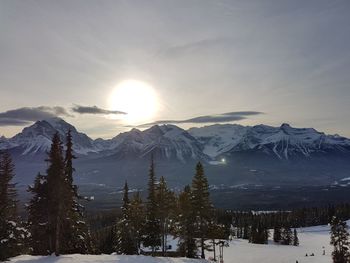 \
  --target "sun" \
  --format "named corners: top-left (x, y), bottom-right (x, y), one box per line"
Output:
top-left (108, 79), bottom-right (159, 124)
